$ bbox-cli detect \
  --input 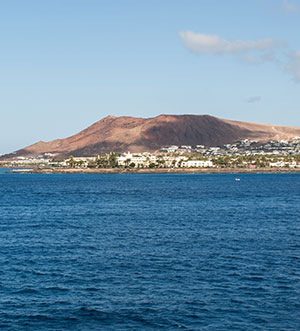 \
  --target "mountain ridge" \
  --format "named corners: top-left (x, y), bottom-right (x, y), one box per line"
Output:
top-left (4, 114), bottom-right (300, 158)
